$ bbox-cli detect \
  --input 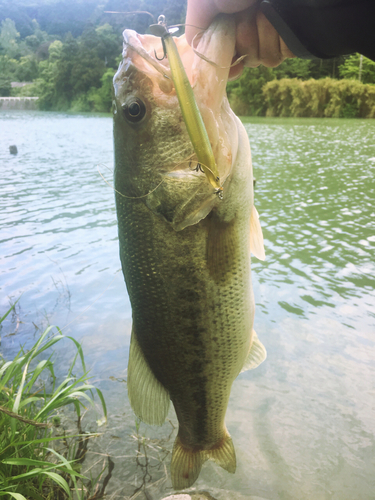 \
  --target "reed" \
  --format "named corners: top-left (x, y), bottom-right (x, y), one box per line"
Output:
top-left (263, 78), bottom-right (375, 118)
top-left (0, 302), bottom-right (107, 499)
